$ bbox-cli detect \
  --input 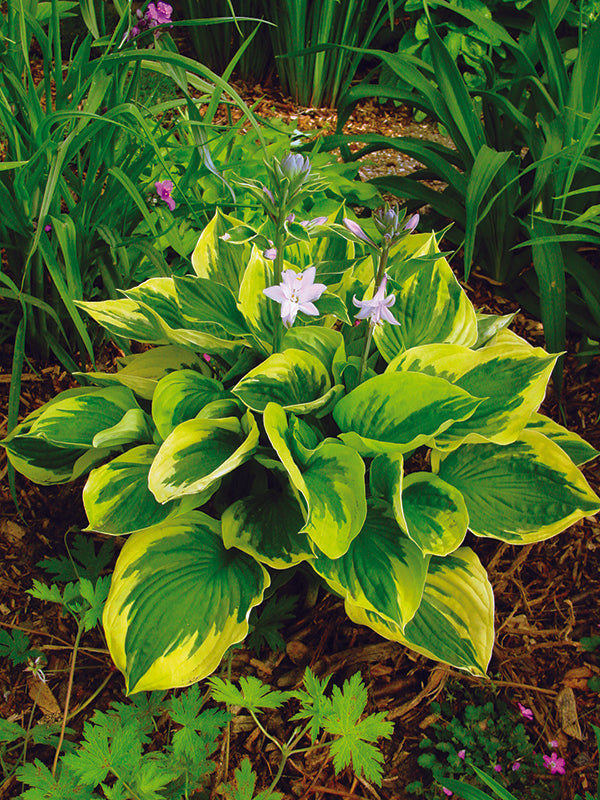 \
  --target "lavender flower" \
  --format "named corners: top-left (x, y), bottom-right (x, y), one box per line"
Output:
top-left (263, 266), bottom-right (327, 328)
top-left (512, 762), bottom-right (521, 771)
top-left (146, 1), bottom-right (172, 26)
top-left (493, 764), bottom-right (502, 773)
top-left (155, 179), bottom-right (176, 210)
top-left (457, 750), bottom-right (466, 760)
top-left (353, 274), bottom-right (400, 327)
